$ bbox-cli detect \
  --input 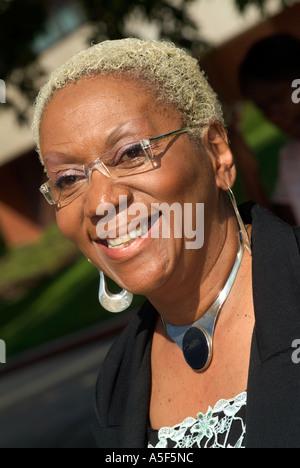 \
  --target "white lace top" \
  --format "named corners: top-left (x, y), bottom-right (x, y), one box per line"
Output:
top-left (148, 391), bottom-right (247, 449)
